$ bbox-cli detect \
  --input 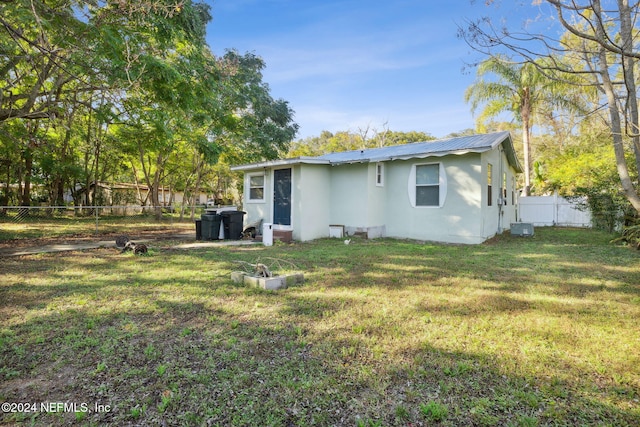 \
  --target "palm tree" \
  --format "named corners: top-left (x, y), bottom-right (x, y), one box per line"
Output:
top-left (464, 55), bottom-right (581, 196)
